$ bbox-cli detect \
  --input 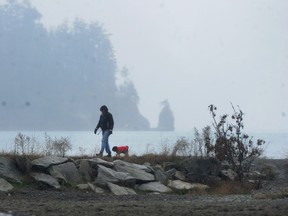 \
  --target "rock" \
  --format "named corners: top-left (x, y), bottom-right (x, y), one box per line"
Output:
top-left (76, 158), bottom-right (114, 169)
top-left (107, 182), bottom-right (137, 195)
top-left (0, 212), bottom-right (13, 216)
top-left (76, 183), bottom-right (105, 193)
top-left (168, 180), bottom-right (194, 190)
top-left (31, 172), bottom-right (60, 189)
top-left (175, 171), bottom-right (186, 181)
top-left (154, 166), bottom-right (168, 184)
top-left (95, 165), bottom-right (135, 185)
top-left (49, 162), bottom-right (82, 185)
top-left (77, 160), bottom-right (95, 183)
top-left (168, 180), bottom-right (209, 190)
top-left (181, 157), bottom-right (220, 185)
top-left (166, 168), bottom-right (176, 179)
top-left (87, 182), bottom-right (105, 194)
top-left (0, 156), bottom-right (23, 183)
top-left (31, 155), bottom-right (69, 171)
top-left (76, 183), bottom-right (90, 190)
top-left (221, 169), bottom-right (237, 180)
top-left (0, 178), bottom-right (13, 192)
top-left (113, 160), bottom-right (155, 182)
top-left (135, 181), bottom-right (172, 193)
